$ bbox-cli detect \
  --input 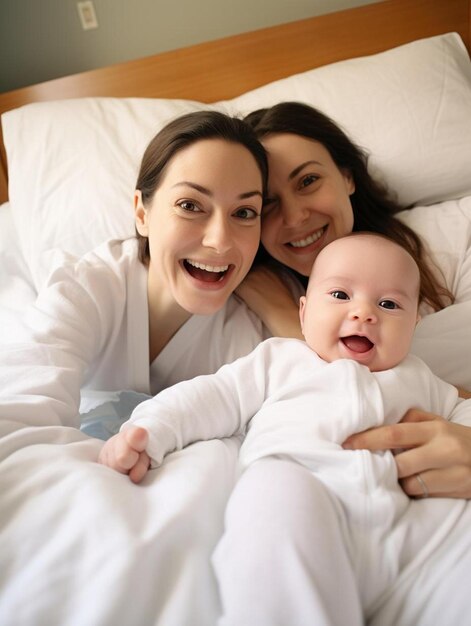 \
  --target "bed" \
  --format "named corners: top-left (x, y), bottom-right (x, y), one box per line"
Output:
top-left (1, 0), bottom-right (471, 623)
